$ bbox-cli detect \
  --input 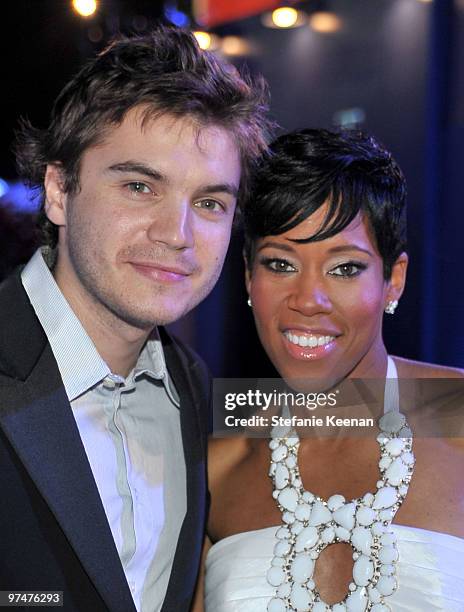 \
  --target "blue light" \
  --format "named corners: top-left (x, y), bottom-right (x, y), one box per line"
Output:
top-left (333, 107), bottom-right (366, 128)
top-left (0, 181), bottom-right (41, 212)
top-left (0, 178), bottom-right (9, 198)
top-left (164, 6), bottom-right (189, 28)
